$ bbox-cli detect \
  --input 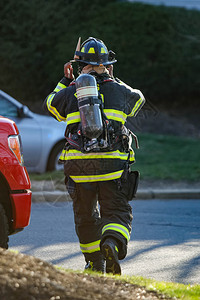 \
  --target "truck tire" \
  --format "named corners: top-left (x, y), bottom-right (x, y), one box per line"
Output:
top-left (0, 203), bottom-right (9, 249)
